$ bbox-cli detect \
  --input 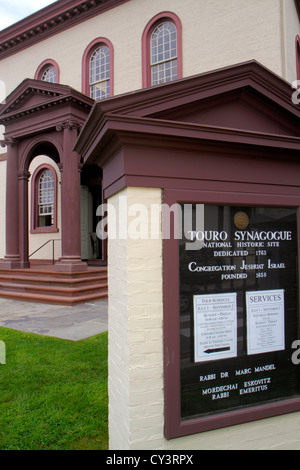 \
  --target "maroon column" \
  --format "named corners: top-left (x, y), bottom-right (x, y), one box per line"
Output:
top-left (0, 138), bottom-right (20, 269)
top-left (55, 121), bottom-right (87, 273)
top-left (18, 170), bottom-right (31, 269)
